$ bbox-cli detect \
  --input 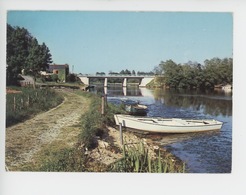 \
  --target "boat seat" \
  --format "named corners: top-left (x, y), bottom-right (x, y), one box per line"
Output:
top-left (173, 118), bottom-right (187, 125)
